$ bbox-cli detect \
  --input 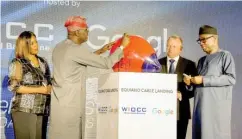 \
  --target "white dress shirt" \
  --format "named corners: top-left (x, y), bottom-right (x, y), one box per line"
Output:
top-left (167, 56), bottom-right (180, 73)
